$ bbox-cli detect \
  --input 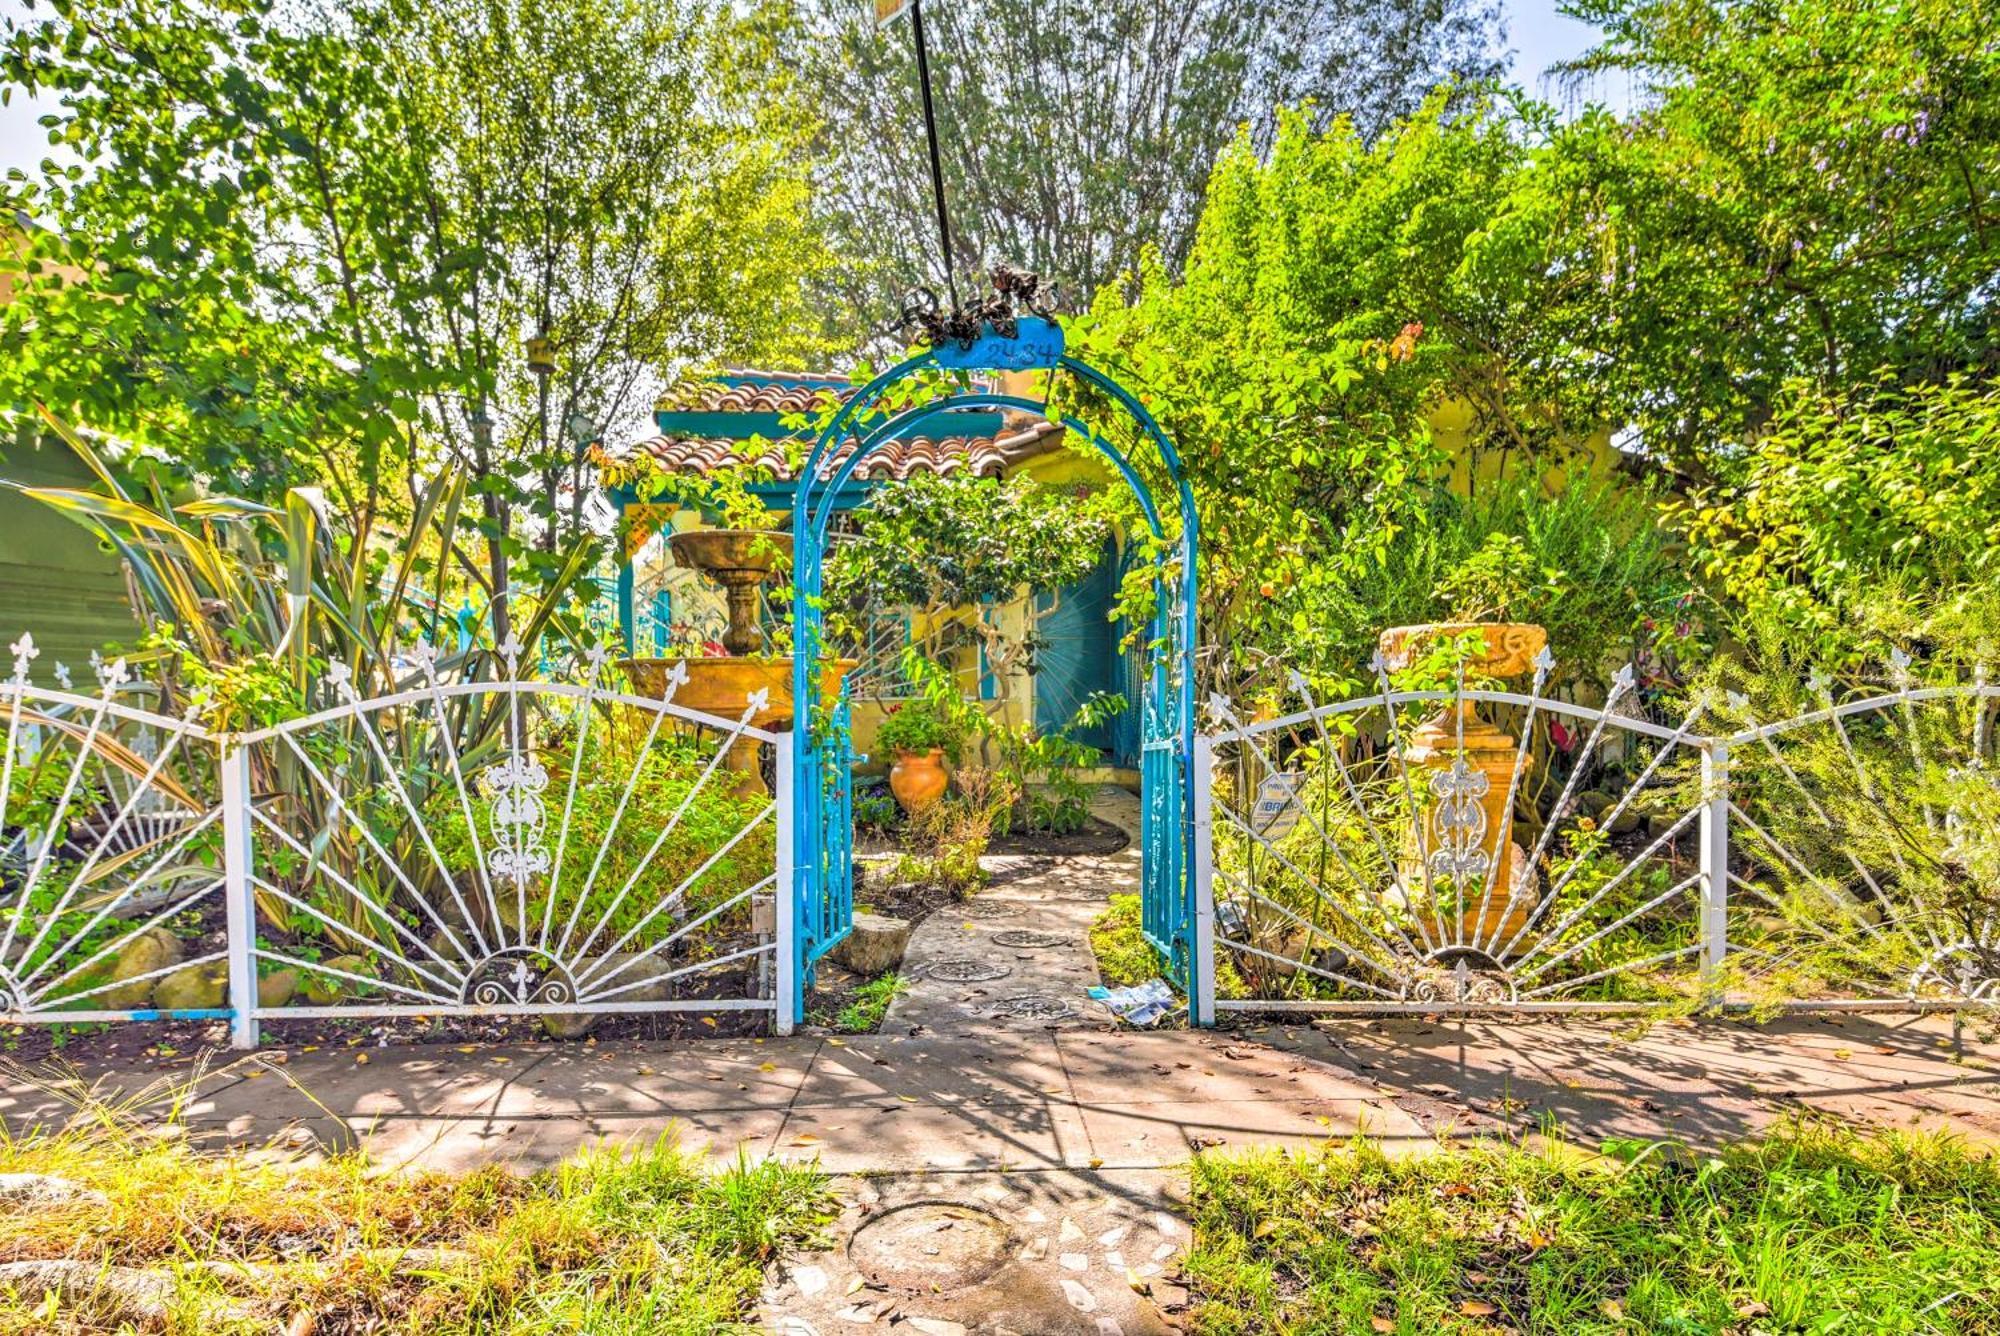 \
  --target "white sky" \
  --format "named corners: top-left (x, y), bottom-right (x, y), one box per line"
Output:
top-left (0, 0), bottom-right (1630, 188)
